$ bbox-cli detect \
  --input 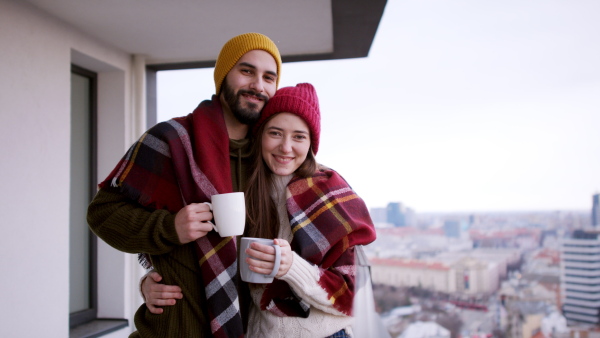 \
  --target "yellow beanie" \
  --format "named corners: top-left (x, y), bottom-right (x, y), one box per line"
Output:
top-left (214, 32), bottom-right (282, 95)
